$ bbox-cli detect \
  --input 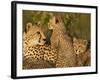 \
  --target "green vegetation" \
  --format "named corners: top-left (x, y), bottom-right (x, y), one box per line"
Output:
top-left (23, 10), bottom-right (90, 40)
